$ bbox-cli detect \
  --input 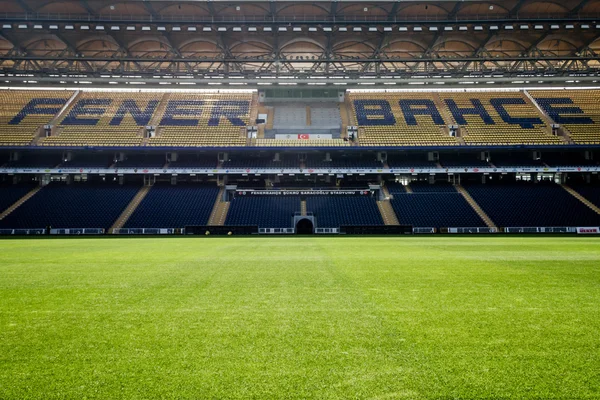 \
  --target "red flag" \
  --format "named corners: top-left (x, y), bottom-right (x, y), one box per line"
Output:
top-left (298, 134), bottom-right (310, 140)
